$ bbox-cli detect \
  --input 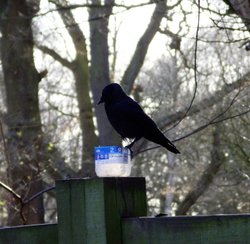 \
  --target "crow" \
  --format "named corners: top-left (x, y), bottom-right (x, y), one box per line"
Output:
top-left (98, 83), bottom-right (180, 154)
